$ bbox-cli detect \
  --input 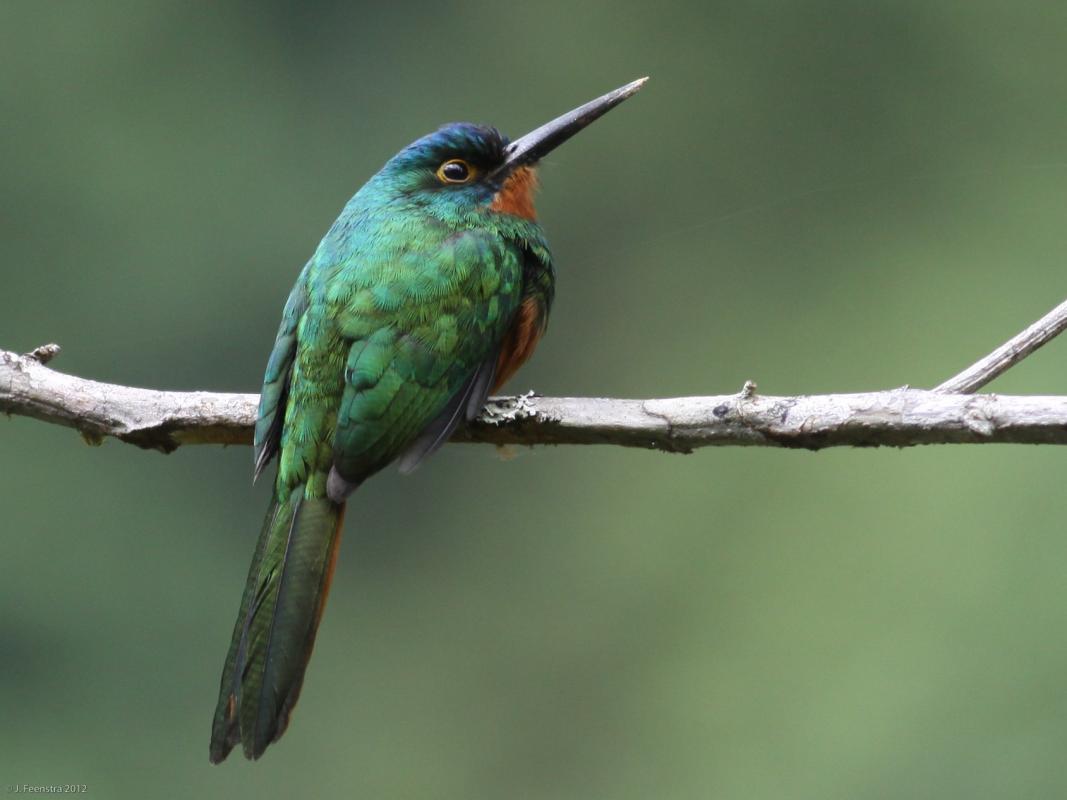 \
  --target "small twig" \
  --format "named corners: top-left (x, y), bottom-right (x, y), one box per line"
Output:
top-left (935, 297), bottom-right (1067, 394)
top-left (25, 343), bottom-right (61, 365)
